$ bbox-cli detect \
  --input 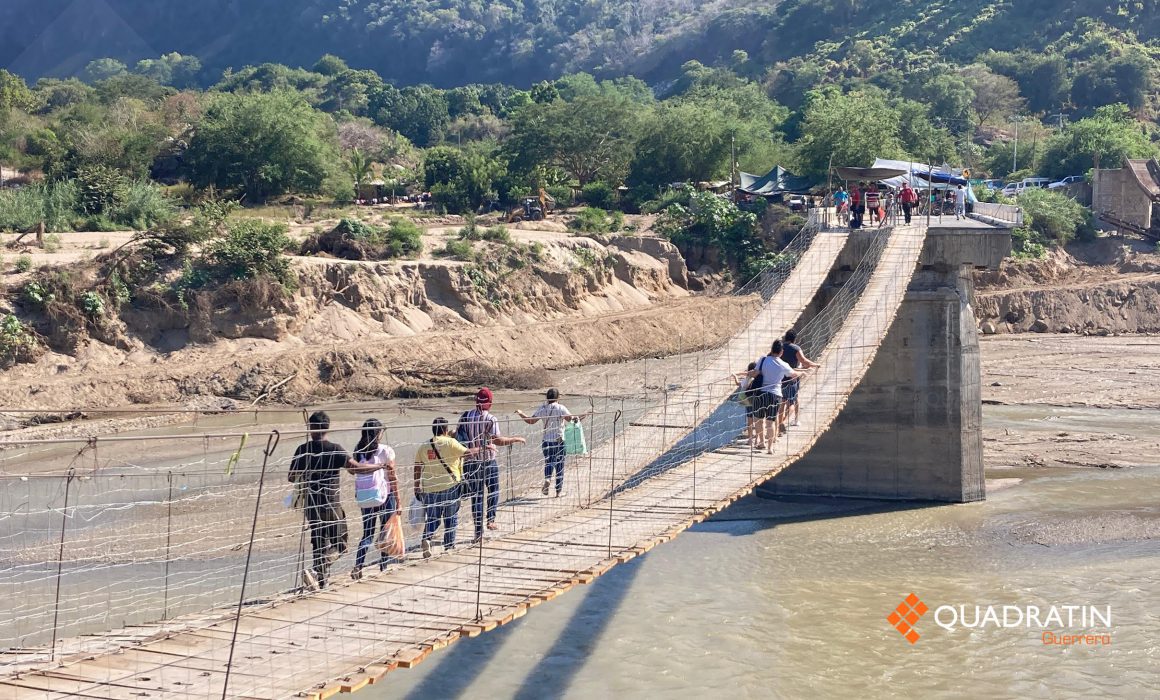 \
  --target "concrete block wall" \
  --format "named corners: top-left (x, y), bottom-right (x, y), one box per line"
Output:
top-left (1094, 168), bottom-right (1153, 230)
